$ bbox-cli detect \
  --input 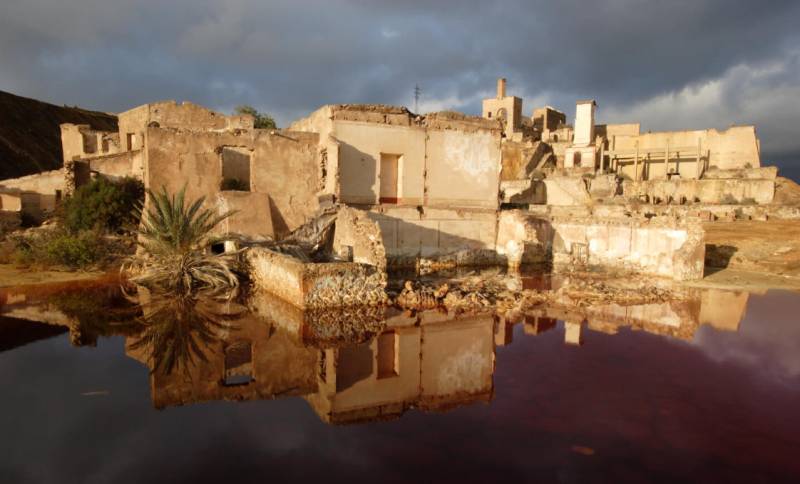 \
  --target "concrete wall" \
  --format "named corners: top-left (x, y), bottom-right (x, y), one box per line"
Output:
top-left (333, 121), bottom-right (426, 205)
top-left (613, 126), bottom-right (761, 180)
top-left (624, 178), bottom-right (775, 205)
top-left (292, 106), bottom-right (501, 210)
top-left (497, 211), bottom-right (706, 280)
top-left (426, 128), bottom-right (501, 208)
top-left (597, 123), bottom-right (640, 139)
top-left (367, 206), bottom-right (498, 263)
top-left (573, 101), bottom-right (596, 146)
